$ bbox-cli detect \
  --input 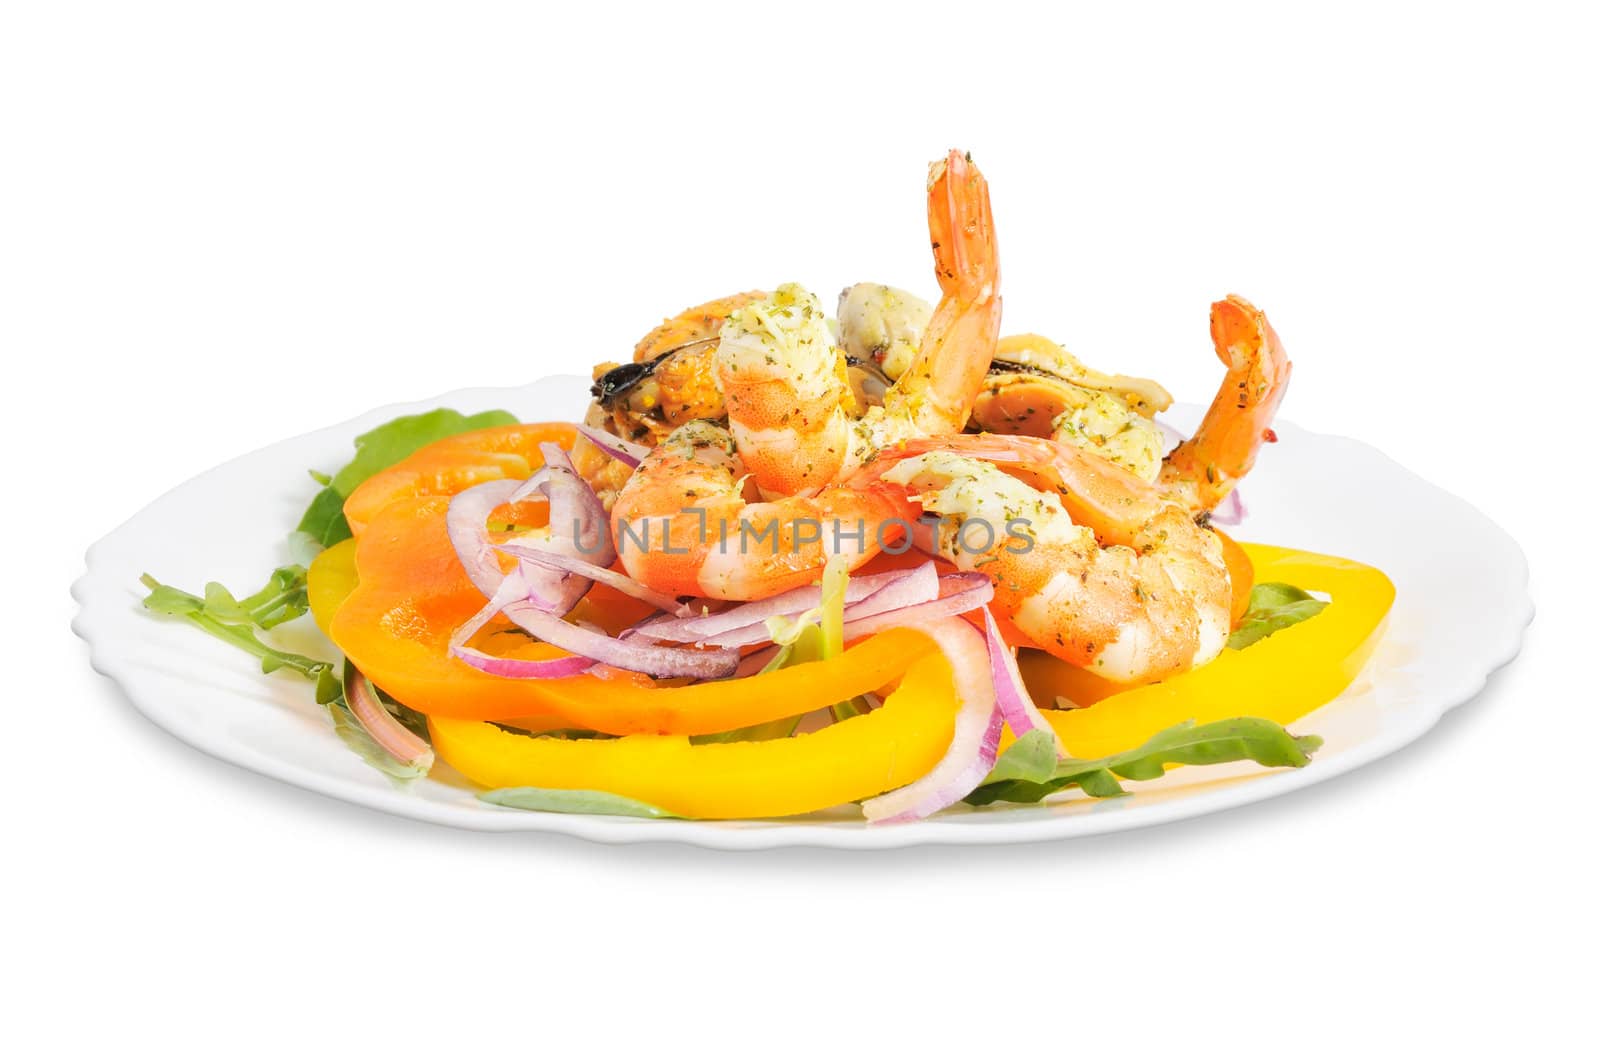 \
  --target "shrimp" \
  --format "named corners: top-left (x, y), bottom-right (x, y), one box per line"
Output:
top-left (864, 434), bottom-right (1231, 683)
top-left (1159, 294), bottom-right (1292, 513)
top-left (714, 284), bottom-right (858, 499)
top-left (890, 149), bottom-right (1003, 439)
top-left (715, 149), bottom-right (1001, 498)
top-left (610, 420), bottom-right (920, 600)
